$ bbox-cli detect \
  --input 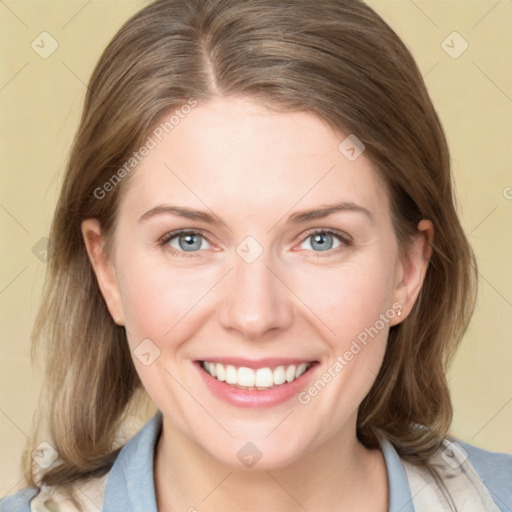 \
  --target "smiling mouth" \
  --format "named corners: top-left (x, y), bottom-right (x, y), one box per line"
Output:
top-left (199, 360), bottom-right (316, 391)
